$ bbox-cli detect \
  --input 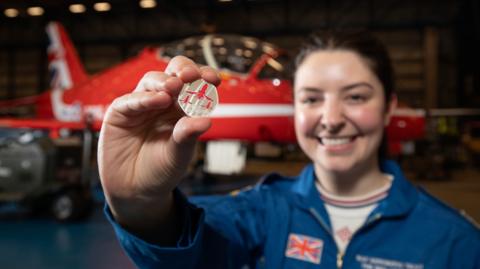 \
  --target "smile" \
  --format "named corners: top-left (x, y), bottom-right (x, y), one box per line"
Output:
top-left (318, 136), bottom-right (357, 146)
